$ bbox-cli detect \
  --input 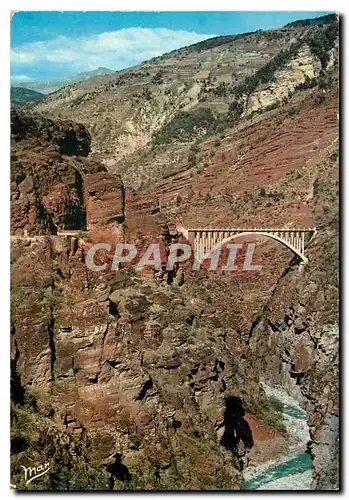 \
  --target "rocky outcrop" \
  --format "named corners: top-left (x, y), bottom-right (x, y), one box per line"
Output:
top-left (10, 85), bottom-right (339, 489)
top-left (11, 148), bottom-right (86, 235)
top-left (10, 110), bottom-right (125, 235)
top-left (11, 108), bottom-right (91, 156)
top-left (248, 213), bottom-right (339, 489)
top-left (12, 235), bottom-right (270, 489)
top-left (85, 173), bottom-right (125, 229)
top-left (244, 45), bottom-right (318, 116)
